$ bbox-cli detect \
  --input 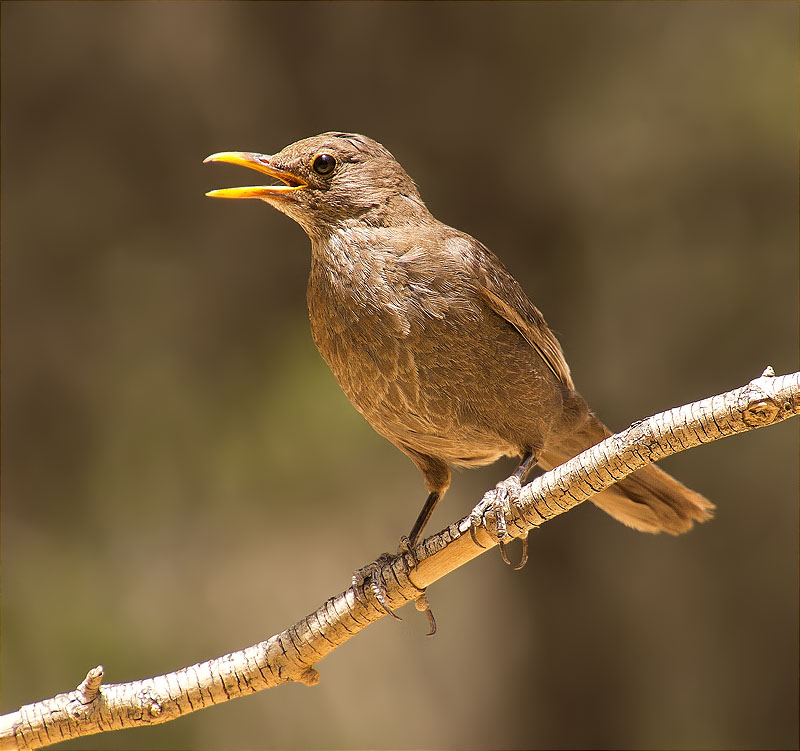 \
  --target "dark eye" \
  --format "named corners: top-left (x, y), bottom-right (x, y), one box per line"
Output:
top-left (312, 153), bottom-right (337, 176)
